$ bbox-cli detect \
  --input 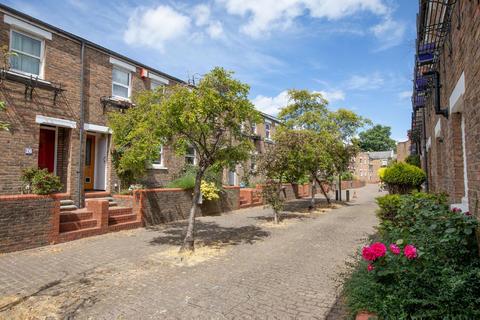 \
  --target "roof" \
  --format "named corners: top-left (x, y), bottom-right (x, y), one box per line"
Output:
top-left (0, 3), bottom-right (185, 84)
top-left (368, 151), bottom-right (394, 160)
top-left (259, 111), bottom-right (280, 123)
